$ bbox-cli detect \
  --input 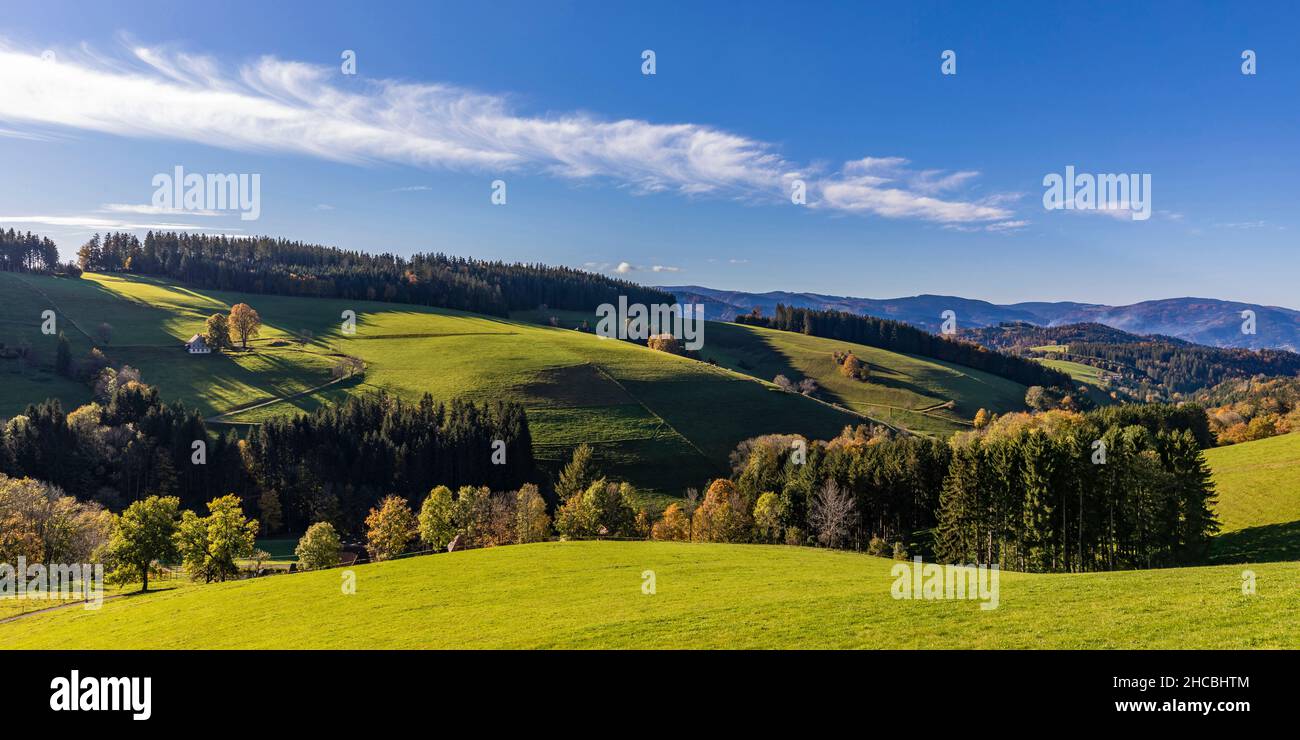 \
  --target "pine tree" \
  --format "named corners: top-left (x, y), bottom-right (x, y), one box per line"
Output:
top-left (556, 443), bottom-right (598, 502)
top-left (54, 331), bottom-right (72, 376)
top-left (1020, 431), bottom-right (1058, 570)
top-left (934, 440), bottom-right (982, 564)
